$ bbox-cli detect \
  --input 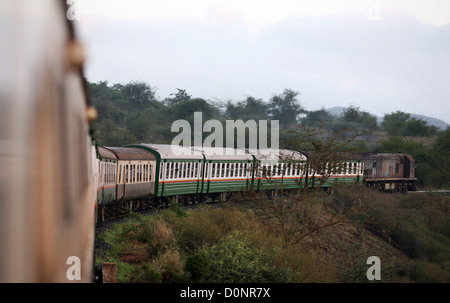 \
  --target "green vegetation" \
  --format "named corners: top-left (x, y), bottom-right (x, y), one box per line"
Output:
top-left (95, 187), bottom-right (450, 283)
